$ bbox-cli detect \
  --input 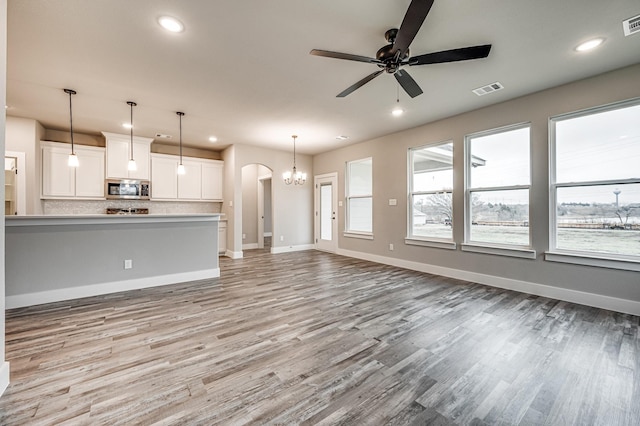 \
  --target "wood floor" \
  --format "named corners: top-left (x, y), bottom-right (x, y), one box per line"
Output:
top-left (1, 248), bottom-right (639, 425)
